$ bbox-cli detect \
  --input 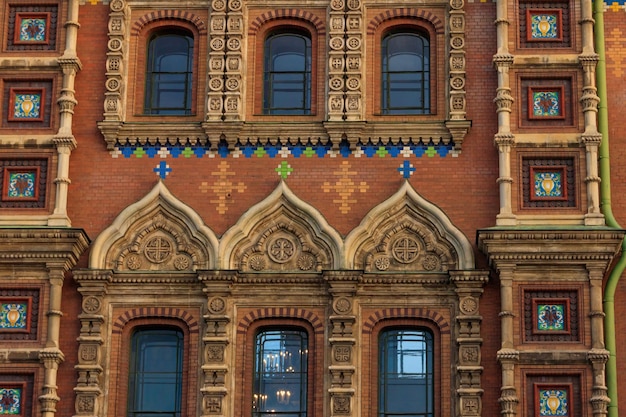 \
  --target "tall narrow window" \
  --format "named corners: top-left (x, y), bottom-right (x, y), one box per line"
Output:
top-left (379, 329), bottom-right (434, 417)
top-left (381, 32), bottom-right (430, 114)
top-left (145, 31), bottom-right (193, 115)
top-left (253, 329), bottom-right (308, 417)
top-left (128, 328), bottom-right (183, 417)
top-left (263, 32), bottom-right (312, 115)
